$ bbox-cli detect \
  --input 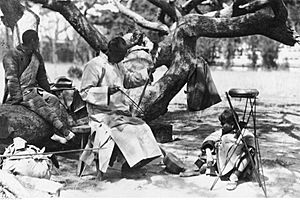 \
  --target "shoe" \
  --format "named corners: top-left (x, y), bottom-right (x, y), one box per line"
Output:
top-left (65, 131), bottom-right (75, 141)
top-left (96, 170), bottom-right (104, 181)
top-left (179, 169), bottom-right (200, 177)
top-left (121, 163), bottom-right (147, 179)
top-left (226, 180), bottom-right (238, 190)
top-left (227, 172), bottom-right (239, 190)
top-left (51, 134), bottom-right (67, 144)
top-left (121, 168), bottom-right (147, 179)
